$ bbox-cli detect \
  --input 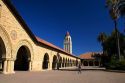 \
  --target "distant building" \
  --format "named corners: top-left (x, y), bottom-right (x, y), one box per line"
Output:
top-left (64, 31), bottom-right (72, 54)
top-left (79, 52), bottom-right (102, 66)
